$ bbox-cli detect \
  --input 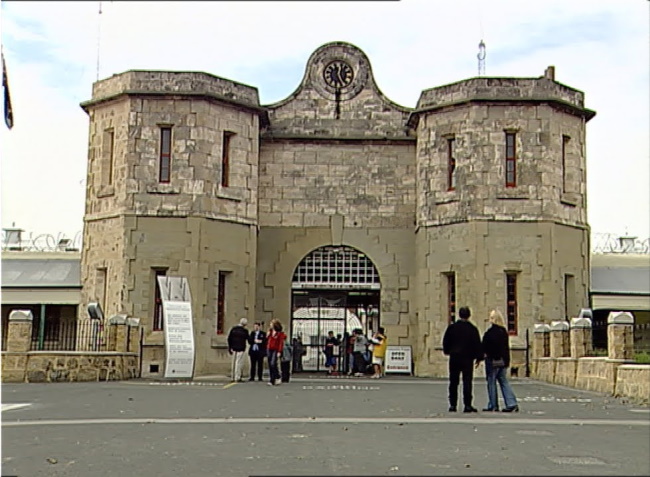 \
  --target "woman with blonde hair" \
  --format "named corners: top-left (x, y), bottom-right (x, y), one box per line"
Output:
top-left (481, 310), bottom-right (519, 412)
